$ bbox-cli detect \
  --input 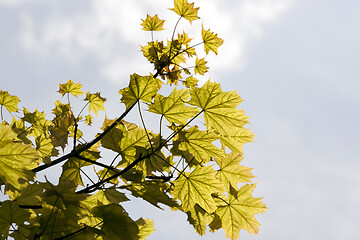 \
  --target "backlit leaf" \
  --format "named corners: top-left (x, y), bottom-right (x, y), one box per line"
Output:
top-left (123, 181), bottom-right (178, 209)
top-left (172, 165), bottom-right (223, 213)
top-left (0, 124), bottom-right (38, 188)
top-left (220, 127), bottom-right (254, 154)
top-left (189, 81), bottom-right (249, 135)
top-left (216, 152), bottom-right (254, 191)
top-left (136, 218), bottom-right (155, 240)
top-left (178, 126), bottom-right (224, 164)
top-left (58, 79), bottom-right (84, 97)
top-left (141, 14), bottom-right (165, 31)
top-left (184, 75), bottom-right (198, 88)
top-left (186, 204), bottom-right (213, 235)
top-left (148, 88), bottom-right (200, 125)
top-left (85, 92), bottom-right (106, 116)
top-left (119, 74), bottom-right (159, 108)
top-left (202, 26), bottom-right (224, 55)
top-left (0, 90), bottom-right (20, 113)
top-left (170, 0), bottom-right (199, 23)
top-left (214, 184), bottom-right (267, 239)
top-left (194, 57), bottom-right (208, 75)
